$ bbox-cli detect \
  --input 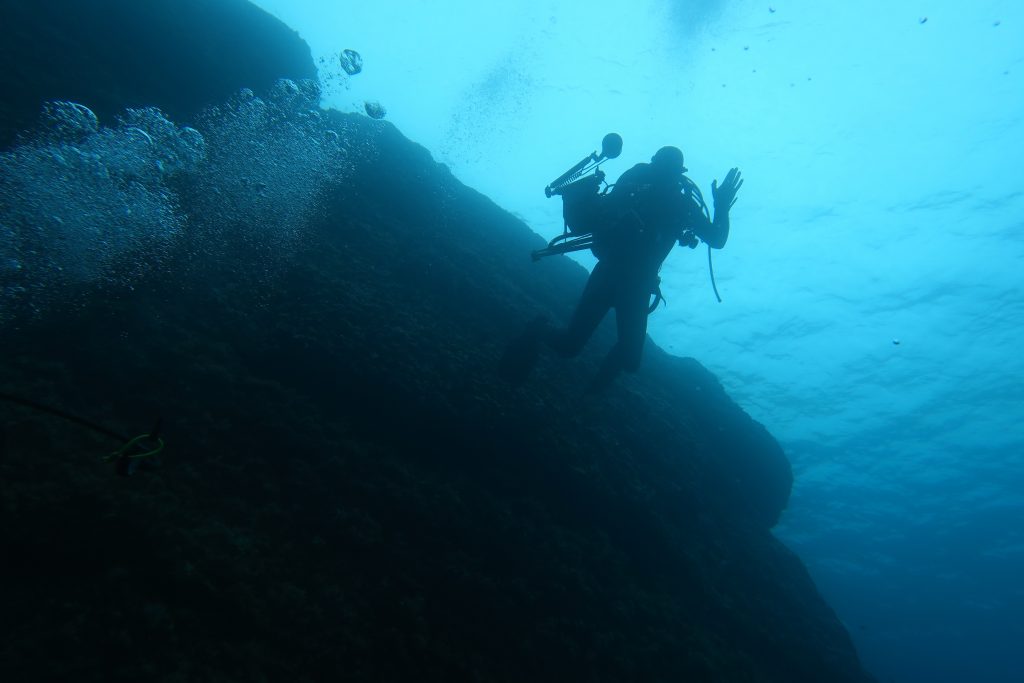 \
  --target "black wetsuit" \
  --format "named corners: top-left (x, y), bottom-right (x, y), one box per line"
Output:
top-left (544, 162), bottom-right (729, 387)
